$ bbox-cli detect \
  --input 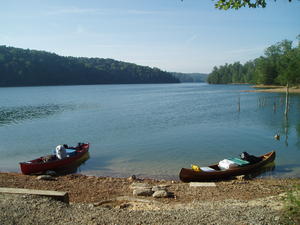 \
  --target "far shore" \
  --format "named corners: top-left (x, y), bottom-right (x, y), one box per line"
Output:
top-left (244, 84), bottom-right (300, 93)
